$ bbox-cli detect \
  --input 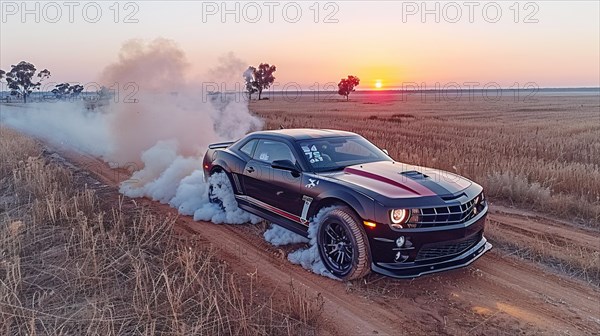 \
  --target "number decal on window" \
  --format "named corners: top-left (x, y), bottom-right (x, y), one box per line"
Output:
top-left (303, 145), bottom-right (324, 164)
